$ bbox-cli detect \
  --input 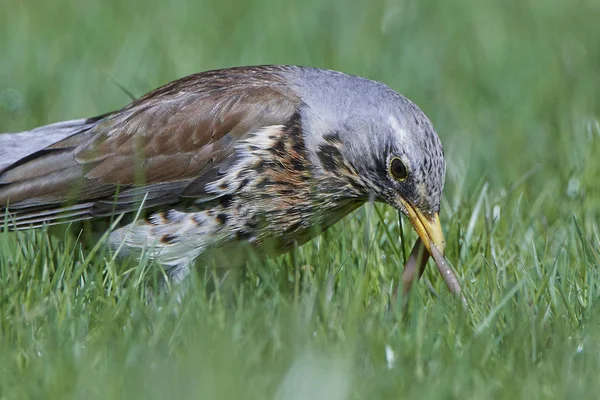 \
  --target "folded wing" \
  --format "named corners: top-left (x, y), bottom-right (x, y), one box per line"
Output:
top-left (0, 65), bottom-right (299, 229)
